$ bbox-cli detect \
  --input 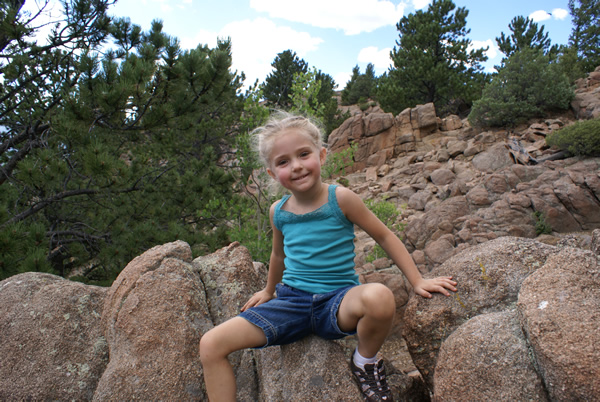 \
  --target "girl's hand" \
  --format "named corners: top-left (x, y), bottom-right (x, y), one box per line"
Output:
top-left (241, 289), bottom-right (276, 312)
top-left (414, 276), bottom-right (457, 299)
